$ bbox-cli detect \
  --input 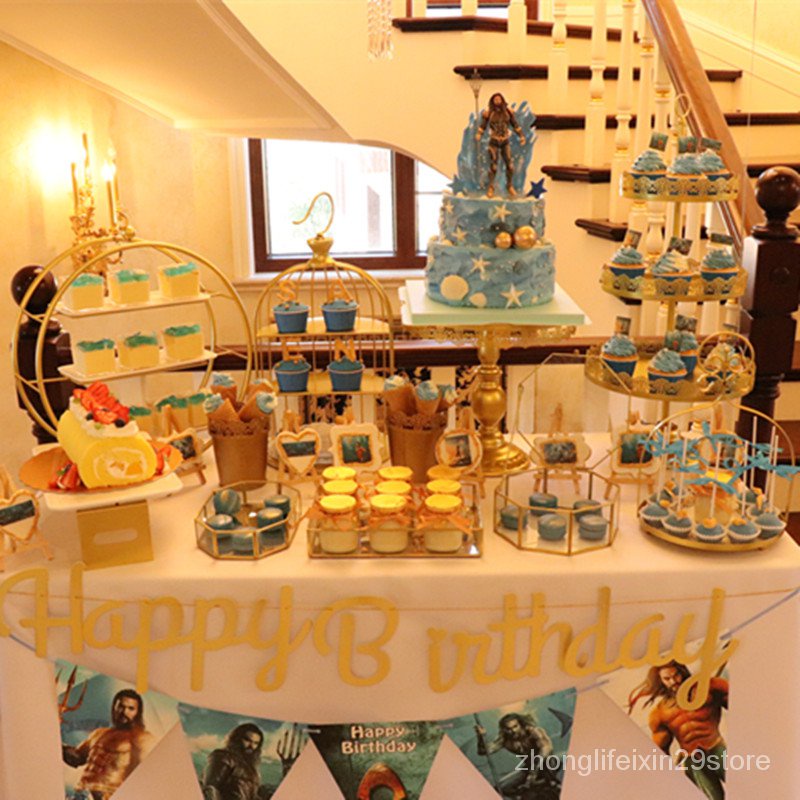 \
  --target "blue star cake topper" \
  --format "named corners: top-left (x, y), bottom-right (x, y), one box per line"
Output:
top-left (527, 178), bottom-right (547, 199)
